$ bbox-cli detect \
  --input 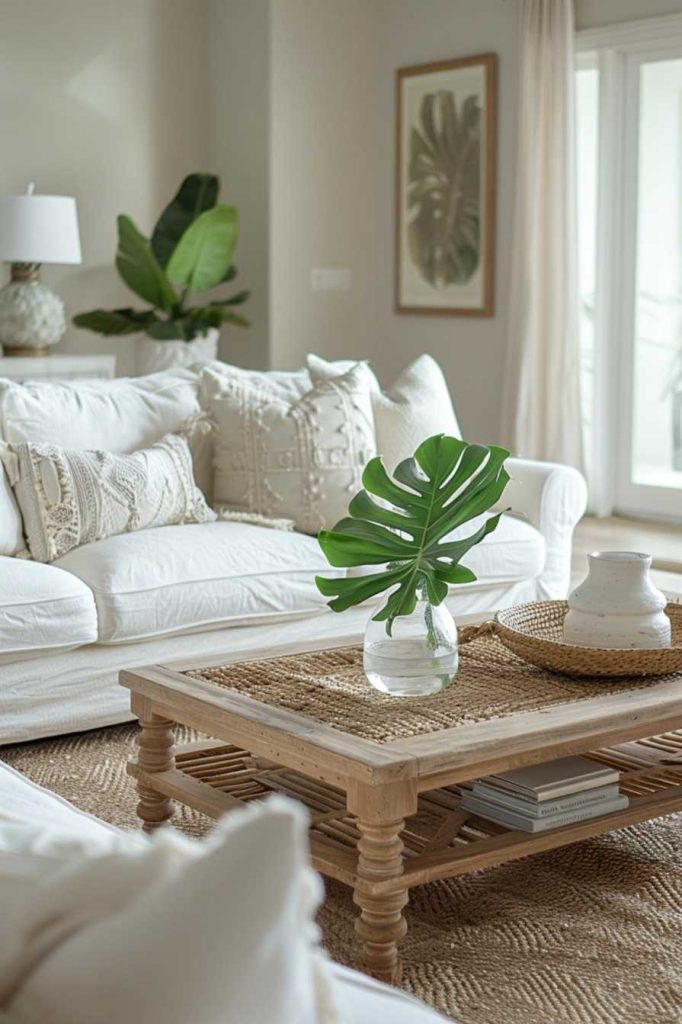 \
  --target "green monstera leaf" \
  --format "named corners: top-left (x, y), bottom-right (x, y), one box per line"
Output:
top-left (151, 173), bottom-right (219, 269)
top-left (316, 435), bottom-right (510, 634)
top-left (408, 90), bottom-right (481, 288)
